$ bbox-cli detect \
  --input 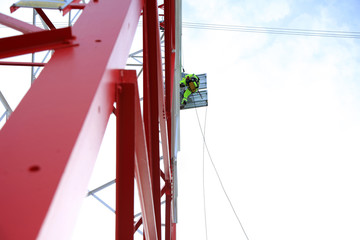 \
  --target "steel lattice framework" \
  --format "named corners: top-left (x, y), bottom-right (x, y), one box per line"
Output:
top-left (0, 0), bottom-right (180, 239)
